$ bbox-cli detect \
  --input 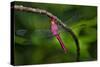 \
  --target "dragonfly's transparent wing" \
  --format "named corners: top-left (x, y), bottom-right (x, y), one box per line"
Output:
top-left (33, 29), bottom-right (54, 39)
